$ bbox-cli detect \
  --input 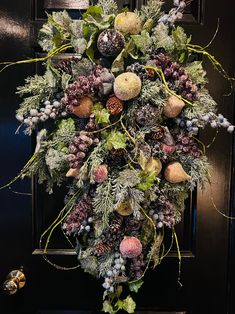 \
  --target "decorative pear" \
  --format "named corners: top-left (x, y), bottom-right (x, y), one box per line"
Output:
top-left (116, 201), bottom-right (133, 216)
top-left (145, 157), bottom-right (162, 176)
top-left (164, 162), bottom-right (191, 183)
top-left (163, 95), bottom-right (185, 118)
top-left (66, 168), bottom-right (80, 178)
top-left (72, 96), bottom-right (94, 118)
